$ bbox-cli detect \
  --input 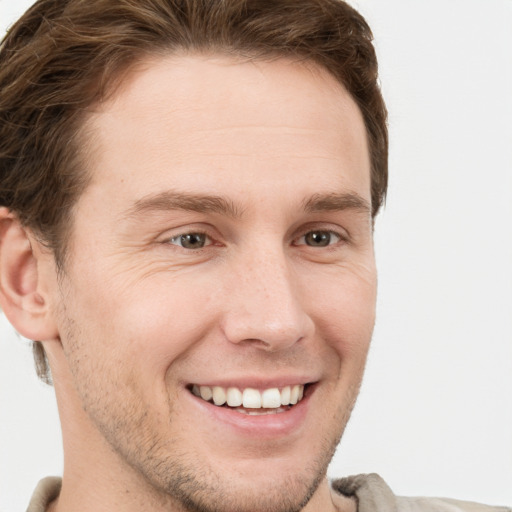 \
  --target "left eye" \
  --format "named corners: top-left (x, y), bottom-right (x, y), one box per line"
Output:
top-left (297, 230), bottom-right (341, 247)
top-left (169, 233), bottom-right (211, 249)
